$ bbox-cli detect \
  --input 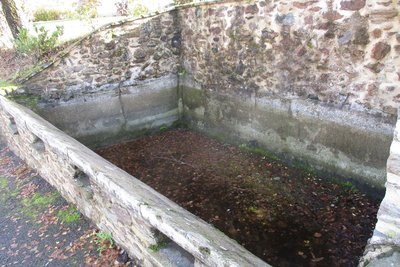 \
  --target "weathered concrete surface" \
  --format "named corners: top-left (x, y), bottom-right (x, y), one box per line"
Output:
top-left (360, 110), bottom-right (400, 266)
top-left (0, 95), bottom-right (270, 267)
top-left (360, 245), bottom-right (400, 267)
top-left (38, 75), bottom-right (179, 148)
top-left (365, 250), bottom-right (400, 267)
top-left (181, 75), bottom-right (394, 189)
